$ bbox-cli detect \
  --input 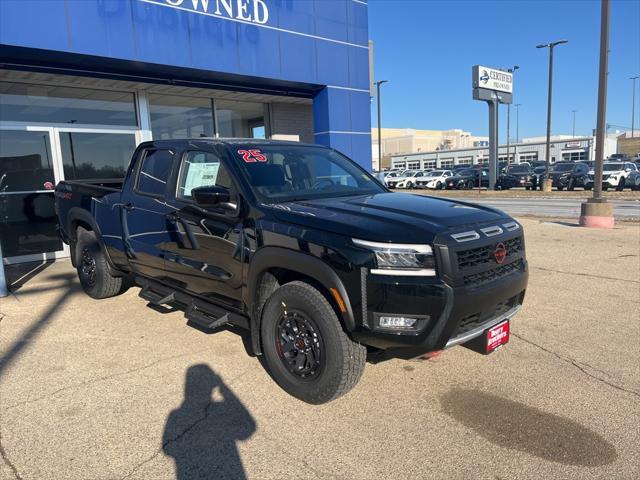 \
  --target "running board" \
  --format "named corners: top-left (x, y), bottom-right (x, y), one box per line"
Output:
top-left (135, 276), bottom-right (249, 331)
